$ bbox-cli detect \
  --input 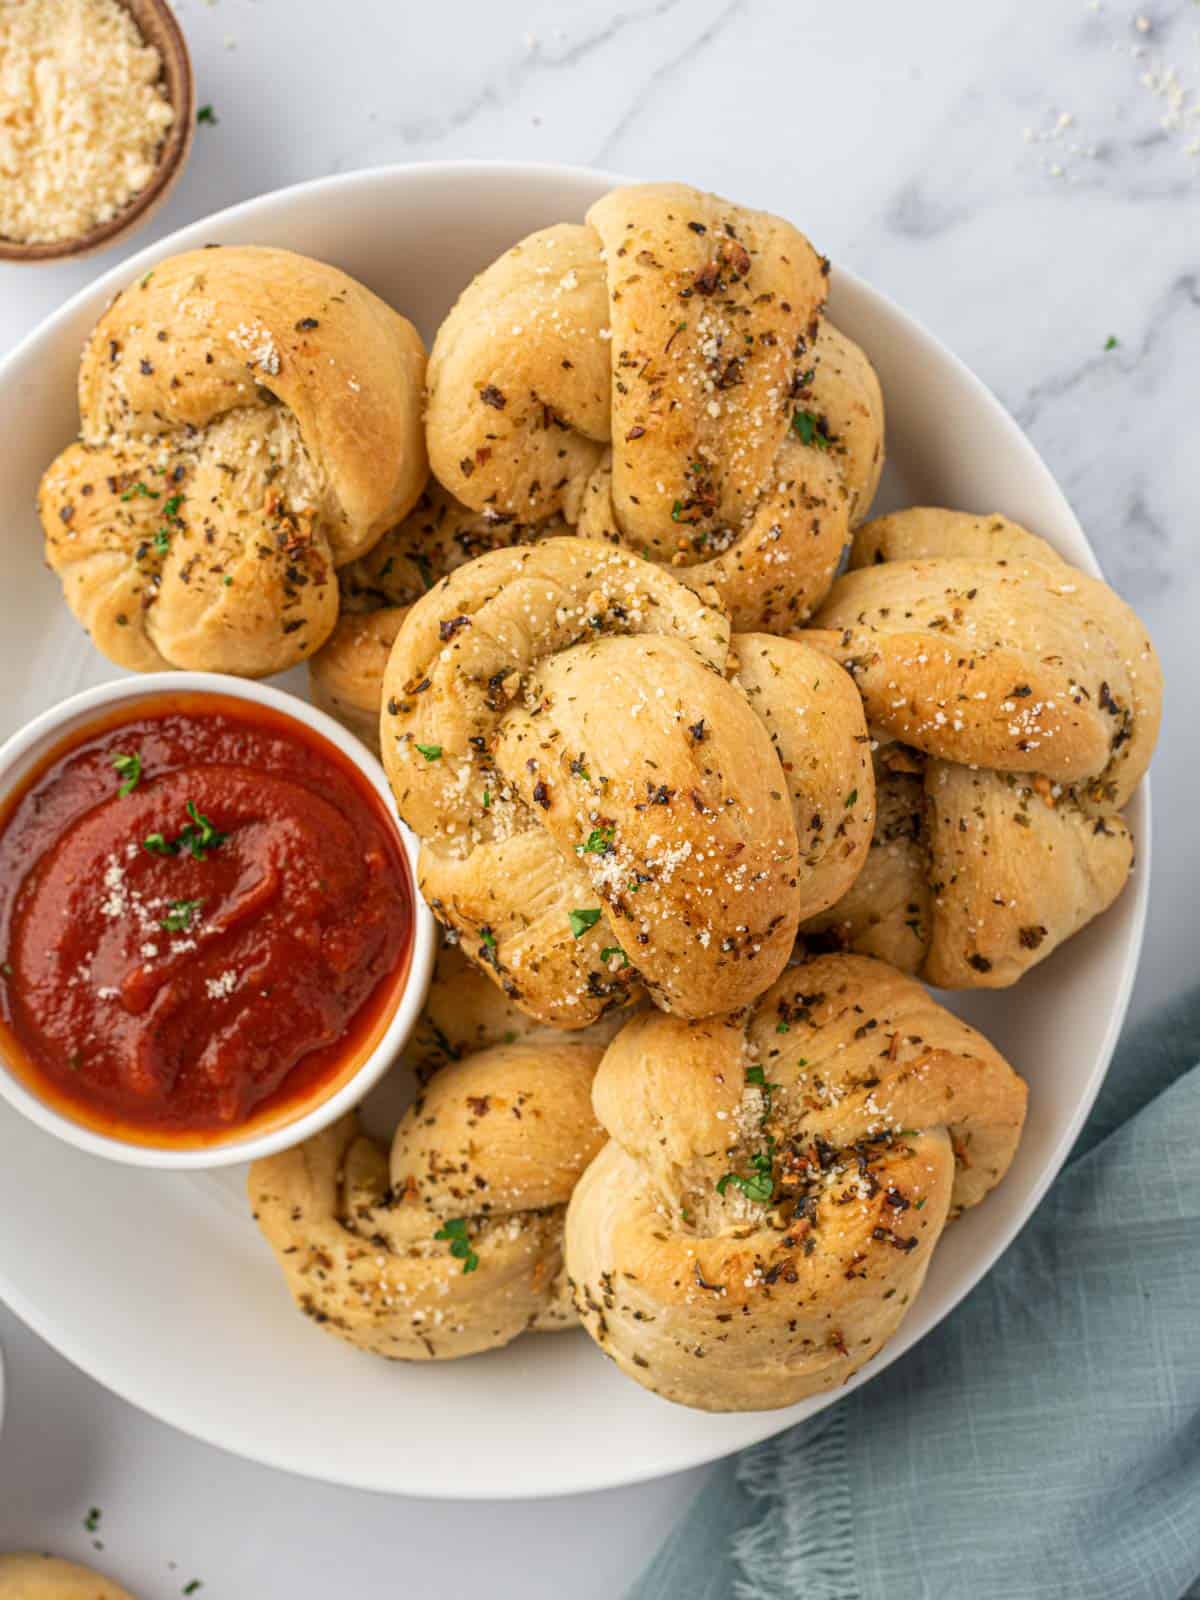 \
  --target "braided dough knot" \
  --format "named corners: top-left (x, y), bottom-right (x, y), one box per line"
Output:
top-left (426, 182), bottom-right (884, 631)
top-left (565, 953), bottom-right (1026, 1411)
top-left (381, 538), bottom-right (876, 1027)
top-left (801, 508), bottom-right (1163, 985)
top-left (40, 246), bottom-right (427, 676)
